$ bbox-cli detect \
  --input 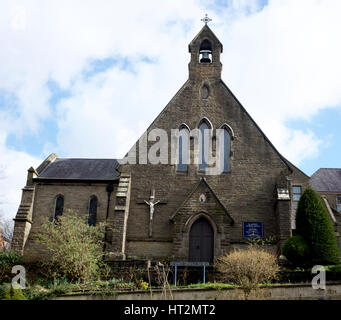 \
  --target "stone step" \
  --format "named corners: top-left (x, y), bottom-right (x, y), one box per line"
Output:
top-left (118, 182), bottom-right (129, 187)
top-left (116, 192), bottom-right (127, 197)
